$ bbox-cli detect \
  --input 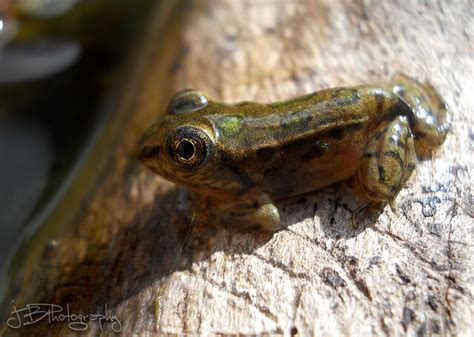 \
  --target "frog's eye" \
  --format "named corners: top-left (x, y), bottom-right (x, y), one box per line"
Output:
top-left (167, 126), bottom-right (213, 169)
top-left (166, 89), bottom-right (209, 115)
